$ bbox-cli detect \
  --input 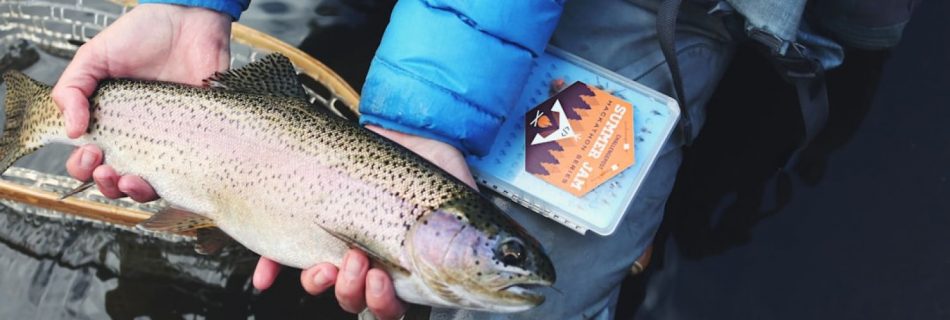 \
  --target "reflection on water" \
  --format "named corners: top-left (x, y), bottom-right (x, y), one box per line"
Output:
top-left (0, 201), bottom-right (259, 318)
